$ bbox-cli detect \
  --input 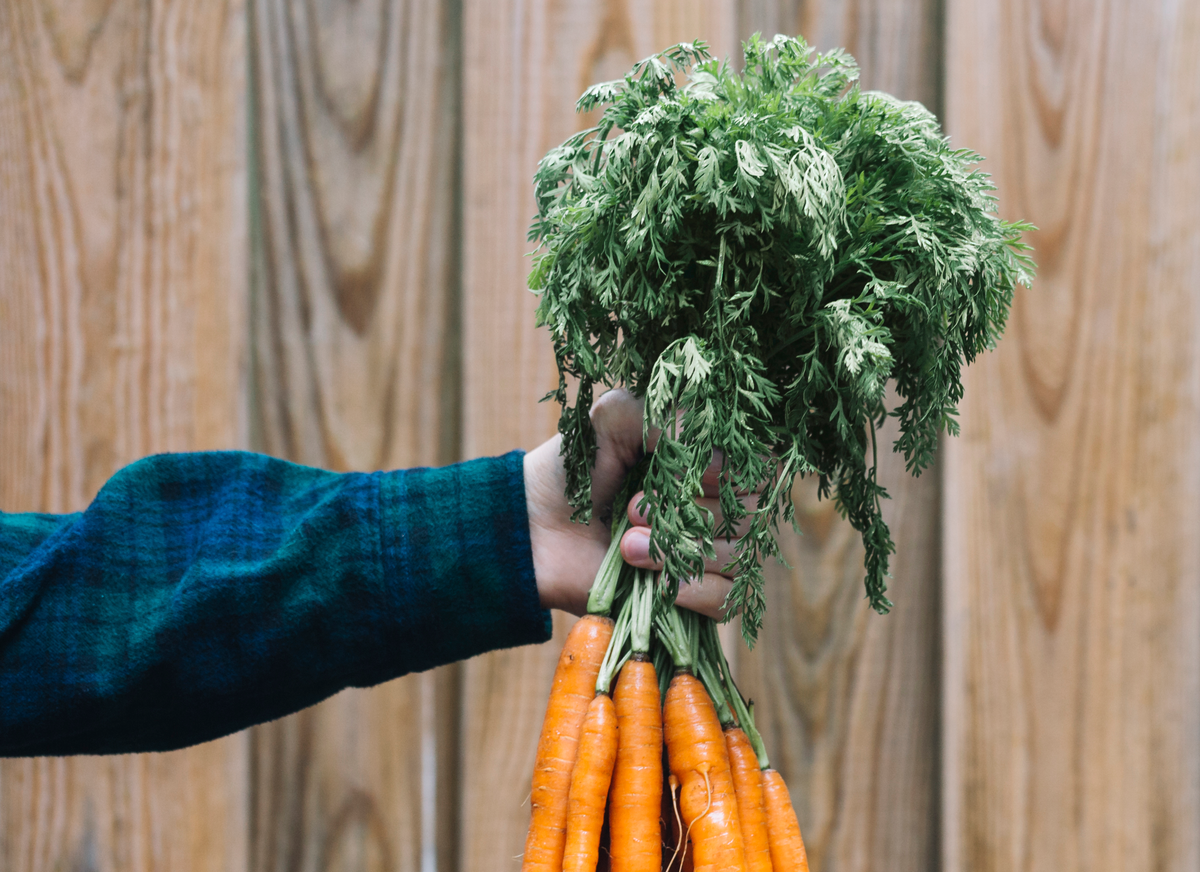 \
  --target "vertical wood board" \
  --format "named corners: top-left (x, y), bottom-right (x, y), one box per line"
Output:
top-left (737, 0), bottom-right (942, 111)
top-left (943, 1), bottom-right (1200, 869)
top-left (0, 1), bottom-right (250, 871)
top-left (248, 0), bottom-right (461, 869)
top-left (734, 4), bottom-right (943, 871)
